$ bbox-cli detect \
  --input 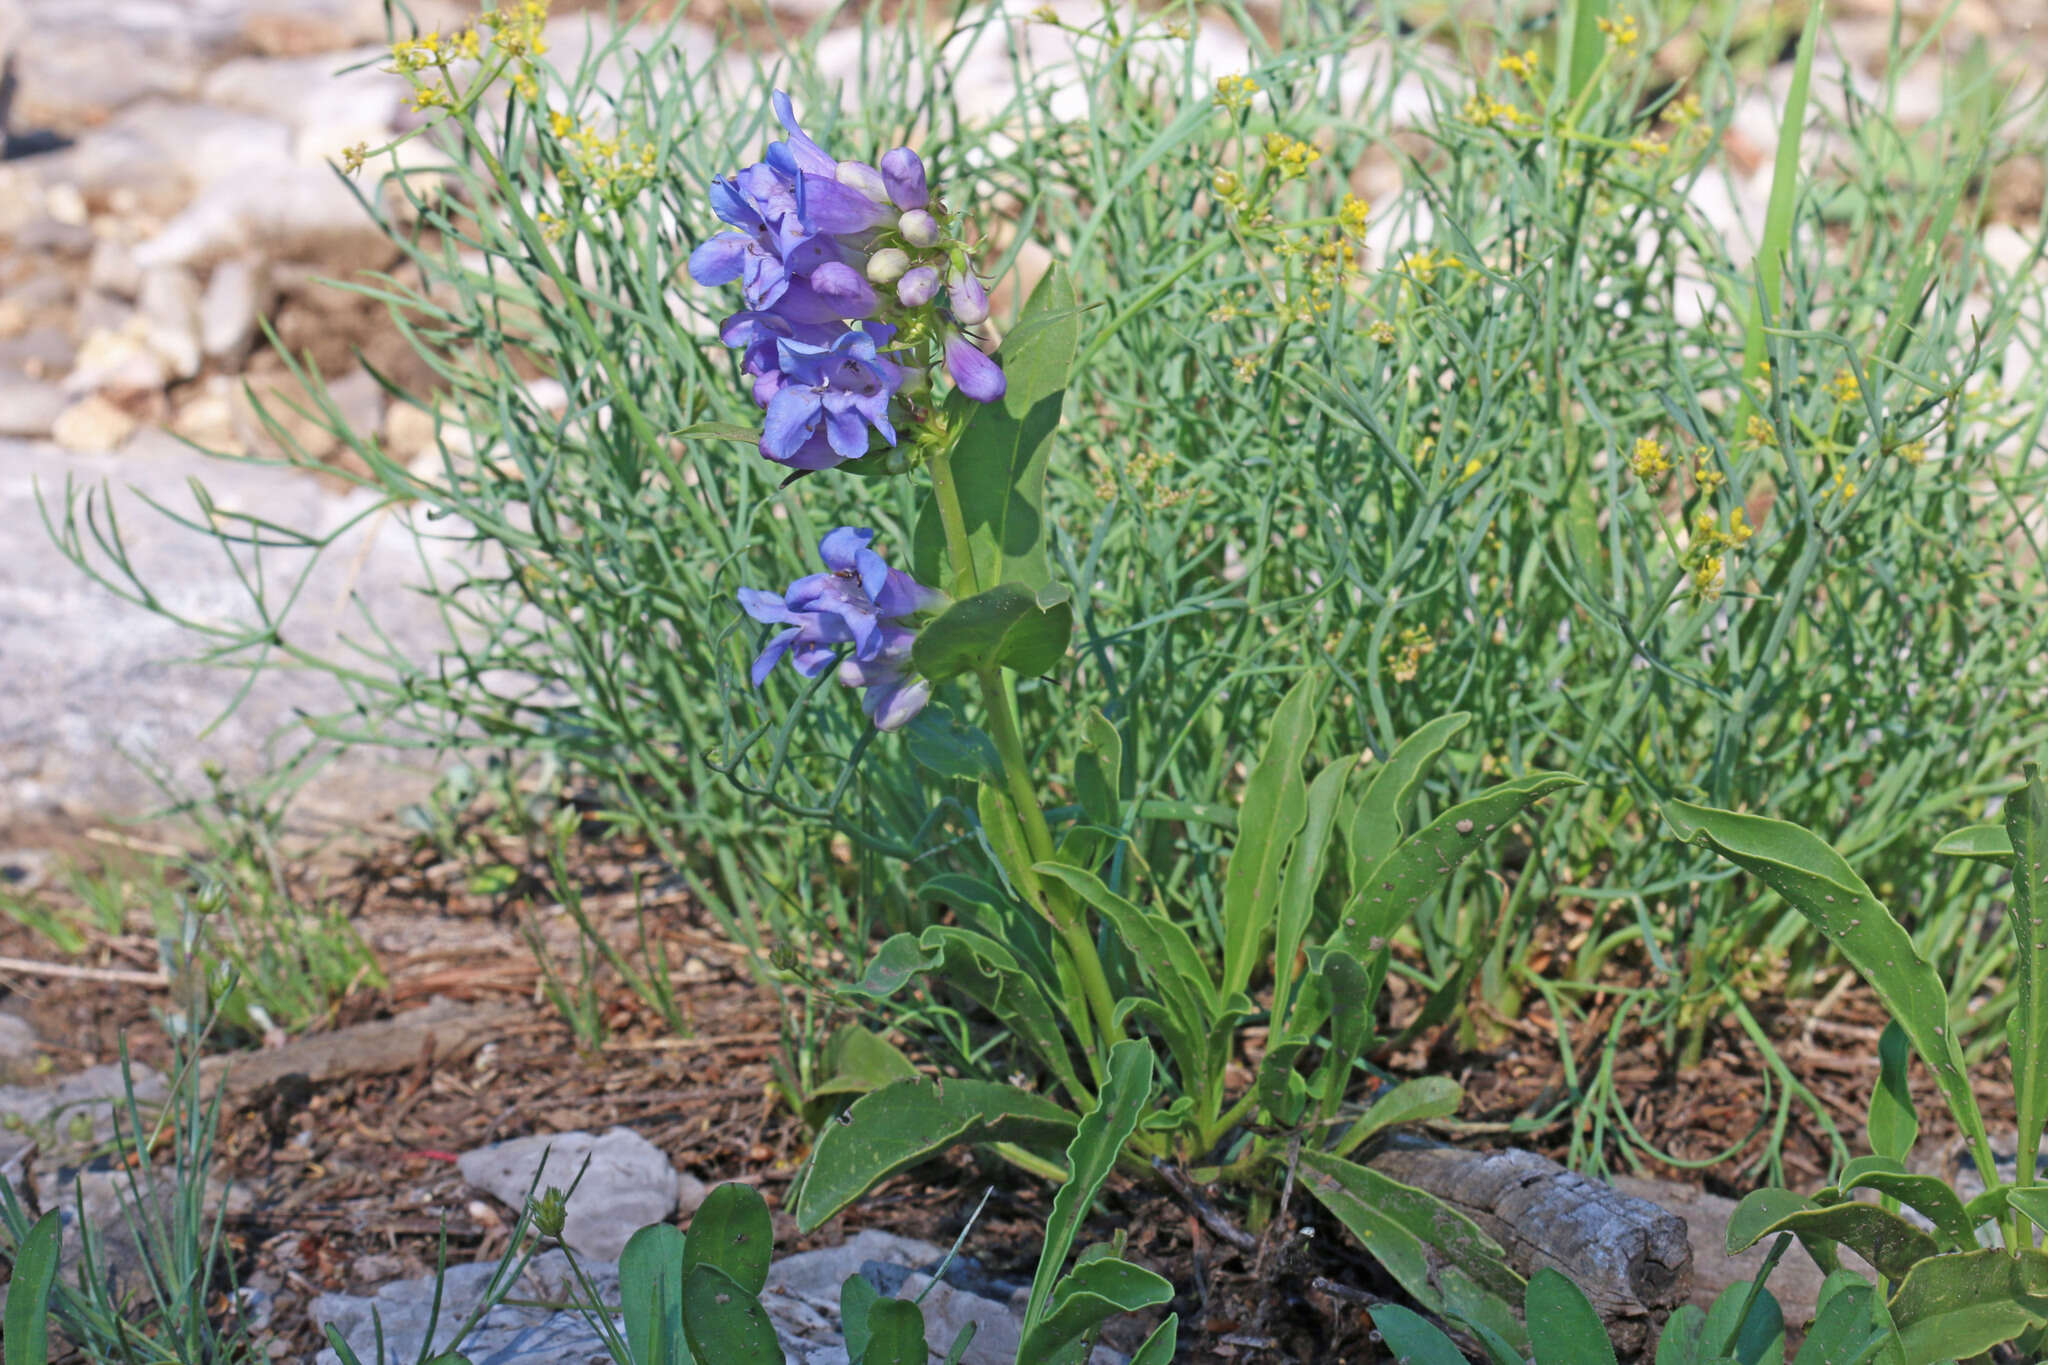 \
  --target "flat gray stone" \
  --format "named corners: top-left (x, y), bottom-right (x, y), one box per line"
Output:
top-left (0, 375), bottom-right (67, 437)
top-left (313, 1251), bottom-right (619, 1365)
top-left (1, 435), bottom-right (454, 832)
top-left (457, 1128), bottom-right (679, 1262)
